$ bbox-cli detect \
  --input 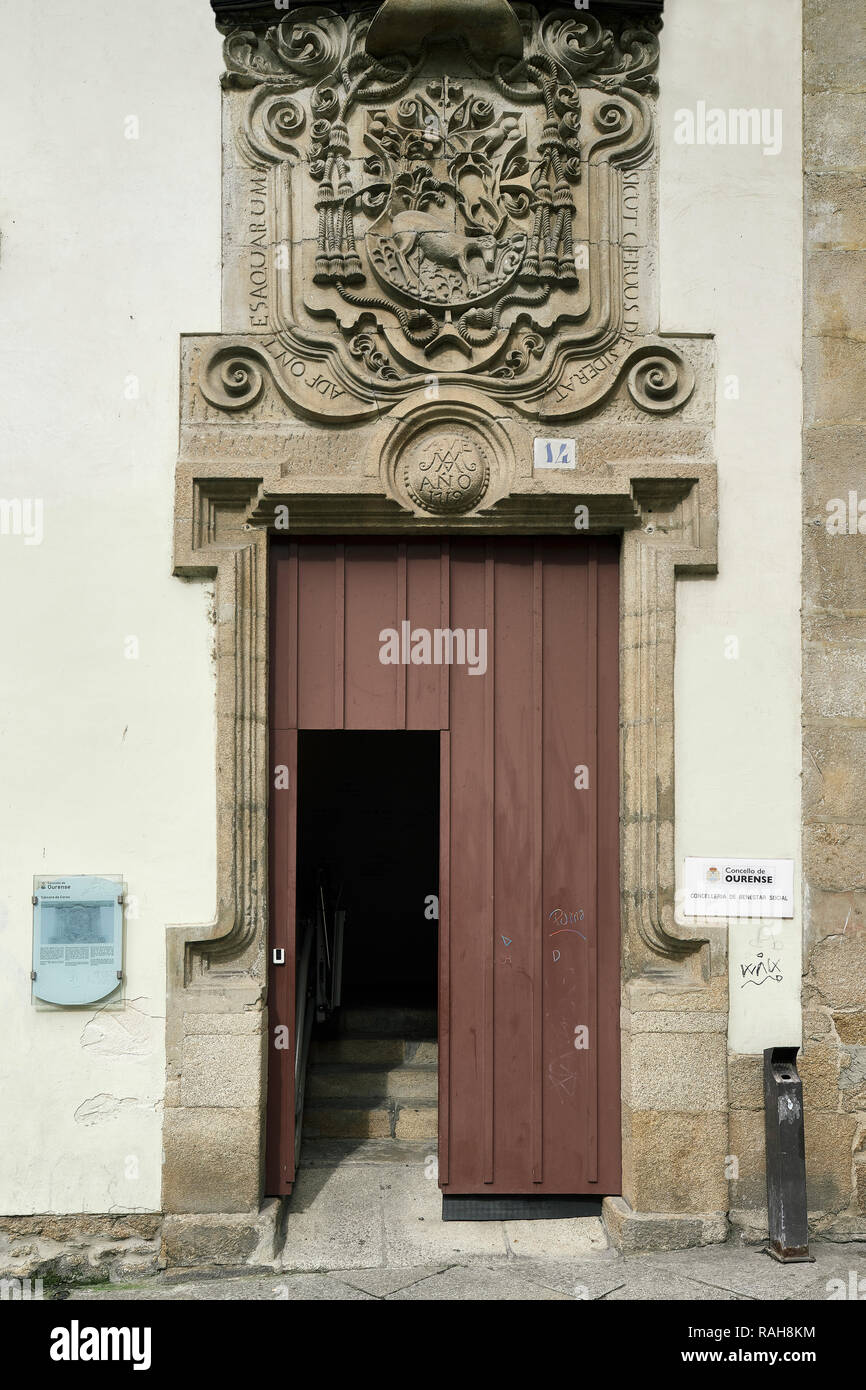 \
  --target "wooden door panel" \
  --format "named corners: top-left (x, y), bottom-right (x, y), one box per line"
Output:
top-left (489, 543), bottom-right (540, 1189)
top-left (287, 540), bottom-right (449, 733)
top-left (297, 542), bottom-right (342, 730)
top-left (541, 547), bottom-right (597, 1189)
top-left (406, 541), bottom-right (451, 731)
top-left (440, 538), bottom-right (621, 1195)
top-left (344, 541), bottom-right (402, 729)
top-left (443, 544), bottom-right (494, 1187)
